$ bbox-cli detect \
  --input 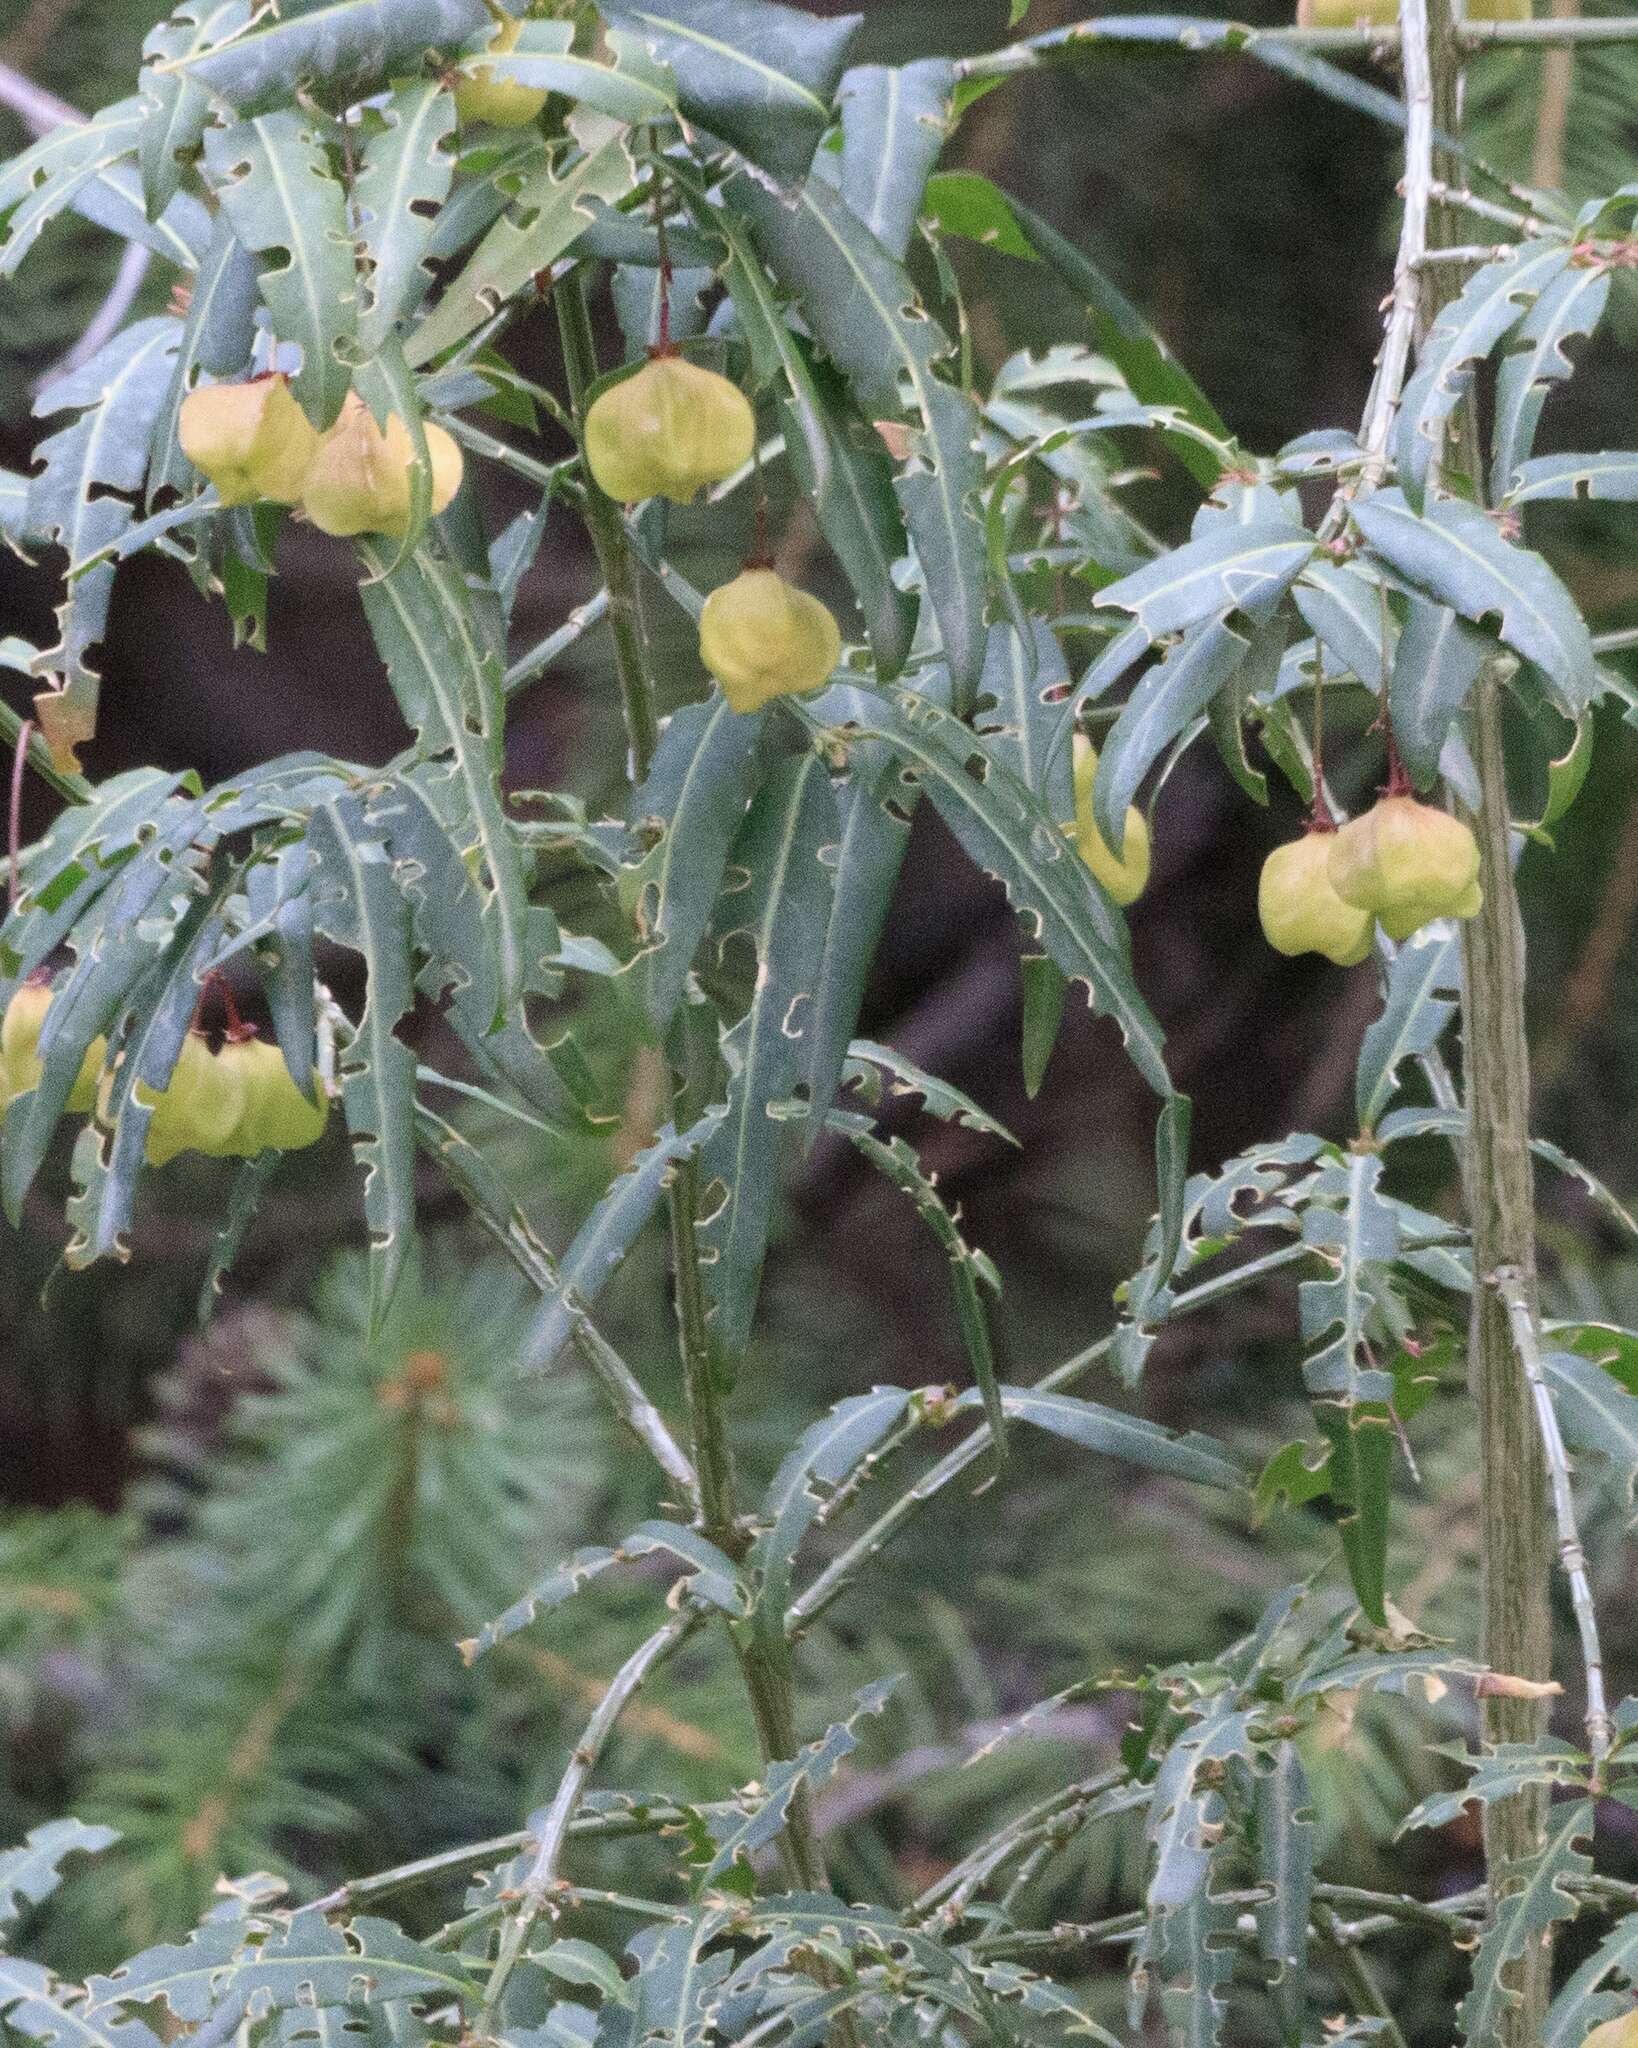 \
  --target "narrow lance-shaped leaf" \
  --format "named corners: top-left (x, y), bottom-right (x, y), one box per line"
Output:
top-left (1256, 1742), bottom-right (1314, 2048)
top-left (147, 211), bottom-right (260, 503)
top-left (203, 109), bottom-right (356, 427)
top-left (0, 1820), bottom-right (118, 1933)
top-left (1092, 614), bottom-right (1254, 857)
top-left (837, 59), bottom-right (954, 263)
top-left (306, 801), bottom-right (419, 1331)
top-left (1389, 598), bottom-right (1491, 791)
top-left (482, 20), bottom-right (680, 125)
top-left (162, 0), bottom-right (489, 115)
top-left (26, 318), bottom-right (182, 766)
top-left (730, 171), bottom-right (987, 708)
top-left (406, 125), bottom-right (633, 365)
top-left (1293, 562), bottom-right (1395, 691)
top-left (1456, 1801), bottom-right (1592, 2048)
top-left (1491, 259), bottom-right (1611, 501)
top-left (519, 1108), bottom-right (727, 1373)
top-left (603, 0), bottom-right (859, 184)
top-left (1506, 449), bottom-right (1638, 505)
top-left (697, 755), bottom-right (839, 1357)
top-left (1352, 488), bottom-right (1595, 714)
top-left (1092, 515), bottom-right (1313, 646)
top-left (1356, 921), bottom-right (1461, 1132)
top-left (354, 83), bottom-right (458, 350)
top-left (0, 100), bottom-right (144, 278)
top-left (1394, 242), bottom-right (1569, 508)
top-left (623, 696), bottom-right (769, 1037)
